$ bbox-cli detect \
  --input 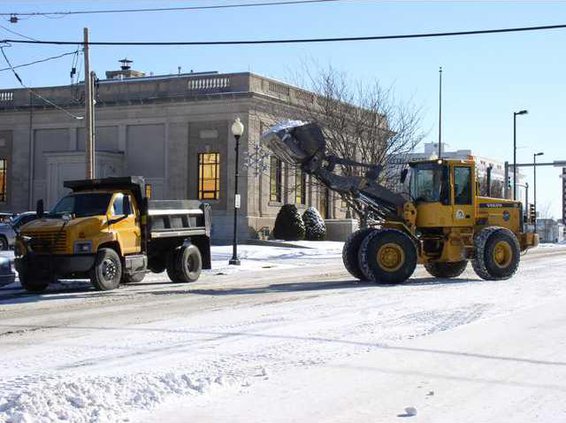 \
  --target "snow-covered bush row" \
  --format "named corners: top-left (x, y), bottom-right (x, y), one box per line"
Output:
top-left (302, 207), bottom-right (326, 241)
top-left (273, 204), bottom-right (306, 241)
